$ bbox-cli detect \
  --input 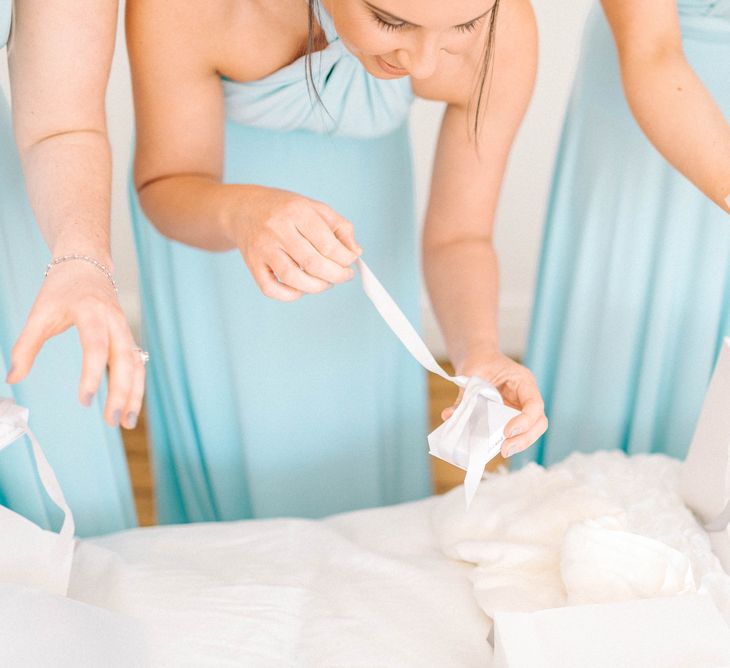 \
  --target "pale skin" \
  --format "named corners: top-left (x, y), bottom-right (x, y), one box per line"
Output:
top-left (602, 0), bottom-right (730, 213)
top-left (5, 0), bottom-right (144, 429)
top-left (127, 0), bottom-right (547, 457)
